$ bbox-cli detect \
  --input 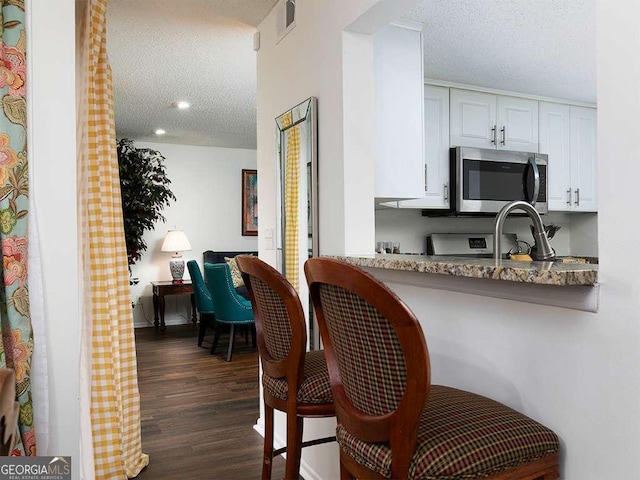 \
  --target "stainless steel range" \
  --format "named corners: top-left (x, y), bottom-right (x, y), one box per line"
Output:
top-left (426, 233), bottom-right (519, 259)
